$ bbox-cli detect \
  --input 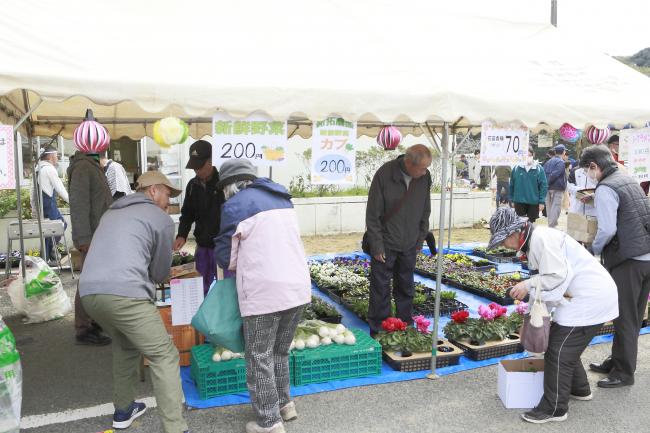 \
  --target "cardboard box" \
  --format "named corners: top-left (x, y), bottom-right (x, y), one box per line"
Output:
top-left (498, 359), bottom-right (544, 409)
top-left (169, 262), bottom-right (196, 279)
top-left (567, 213), bottom-right (598, 243)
